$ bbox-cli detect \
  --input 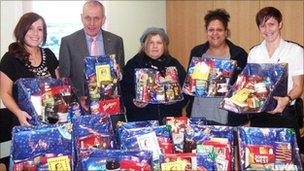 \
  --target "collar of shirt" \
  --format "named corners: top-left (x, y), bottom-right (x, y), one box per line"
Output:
top-left (260, 38), bottom-right (285, 63)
